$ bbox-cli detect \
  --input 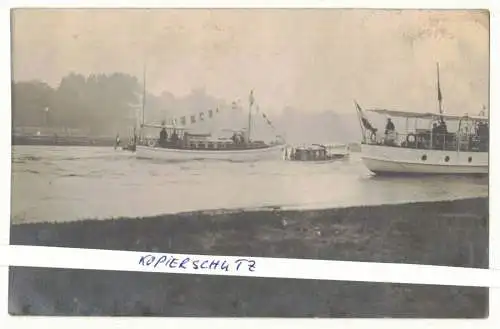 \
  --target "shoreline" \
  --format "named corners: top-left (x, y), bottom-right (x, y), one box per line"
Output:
top-left (12, 136), bottom-right (117, 147)
top-left (11, 197), bottom-right (488, 267)
top-left (12, 195), bottom-right (489, 226)
top-left (9, 197), bottom-right (489, 317)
